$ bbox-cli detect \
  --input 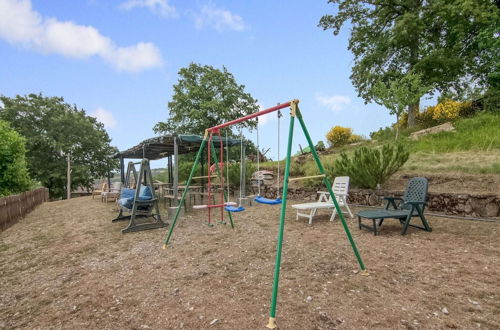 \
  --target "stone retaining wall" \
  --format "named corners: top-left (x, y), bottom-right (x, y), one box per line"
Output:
top-left (255, 186), bottom-right (500, 218)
